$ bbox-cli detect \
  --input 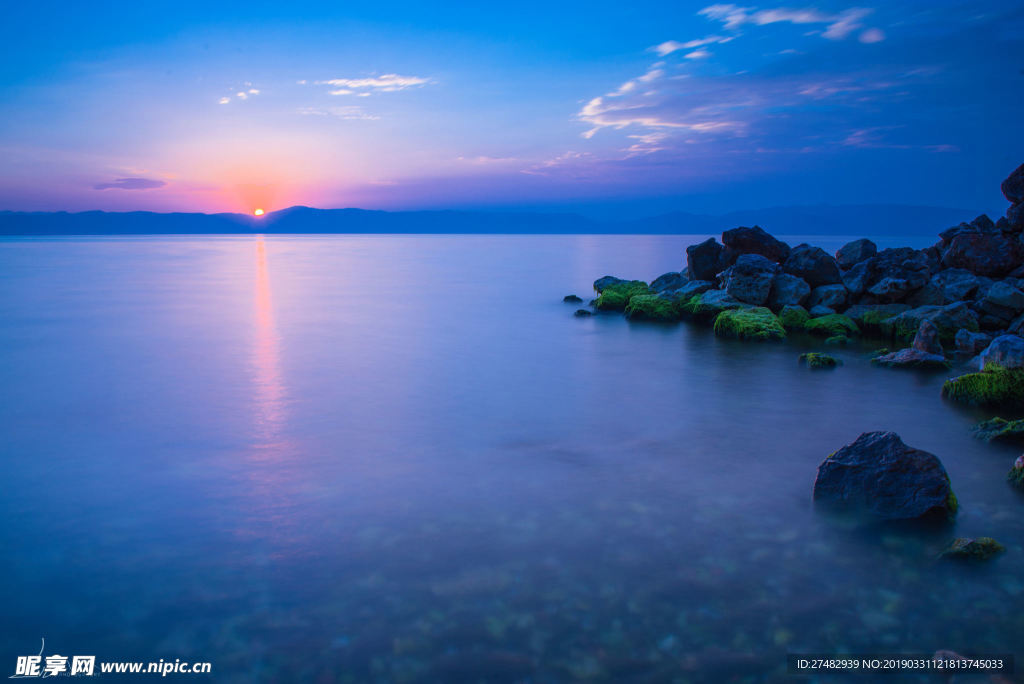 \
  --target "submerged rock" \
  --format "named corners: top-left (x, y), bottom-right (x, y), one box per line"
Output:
top-left (563, 294), bottom-right (583, 303)
top-left (1009, 455), bottom-right (1024, 489)
top-left (813, 431), bottom-right (958, 522)
top-left (939, 537), bottom-right (1005, 561)
top-left (872, 322), bottom-right (950, 369)
top-left (573, 309), bottom-right (592, 317)
top-left (713, 307), bottom-right (786, 341)
top-left (942, 365), bottom-right (1024, 410)
top-left (594, 280), bottom-right (650, 311)
top-left (972, 417), bottom-right (1024, 443)
top-left (804, 314), bottom-right (859, 338)
top-left (799, 352), bottom-right (841, 369)
top-left (835, 238), bottom-right (877, 269)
